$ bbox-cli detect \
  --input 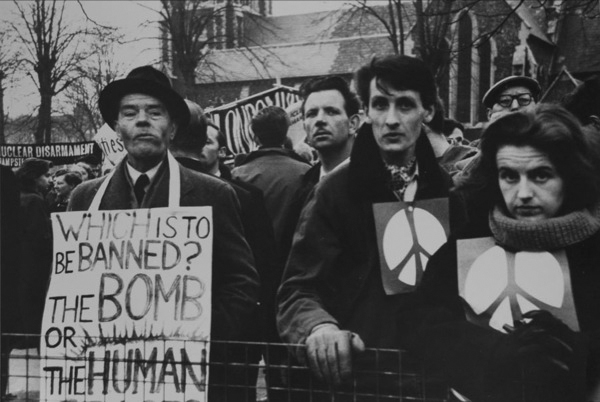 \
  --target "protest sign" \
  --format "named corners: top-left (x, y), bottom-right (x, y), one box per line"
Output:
top-left (285, 99), bottom-right (305, 144)
top-left (373, 198), bottom-right (449, 295)
top-left (93, 123), bottom-right (126, 168)
top-left (41, 207), bottom-right (213, 402)
top-left (0, 142), bottom-right (102, 167)
top-left (206, 86), bottom-right (301, 155)
top-left (457, 237), bottom-right (579, 333)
